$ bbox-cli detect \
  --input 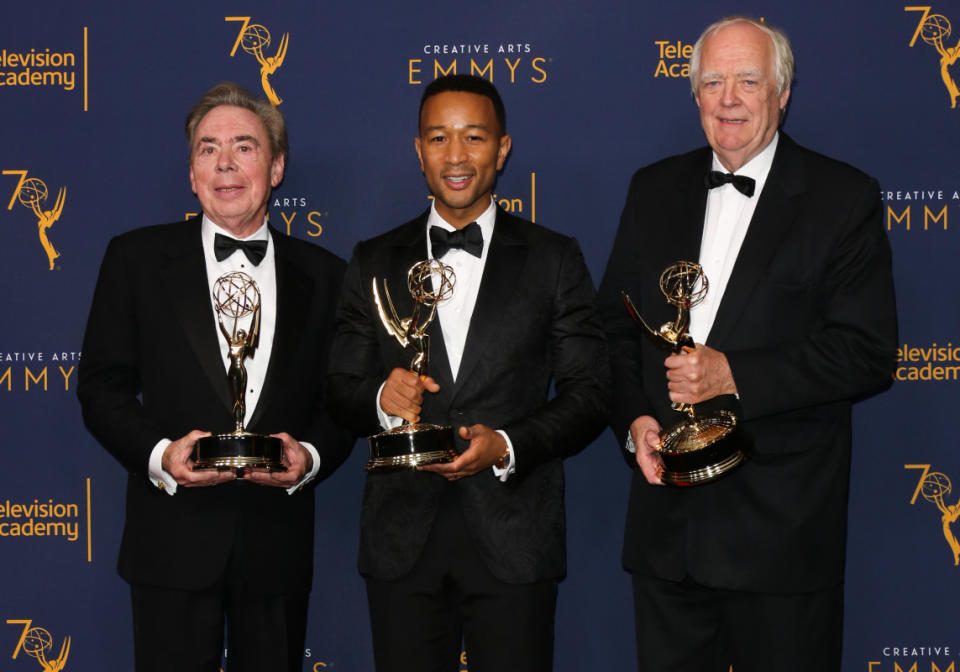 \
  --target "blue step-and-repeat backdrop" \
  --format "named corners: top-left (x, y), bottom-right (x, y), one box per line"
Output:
top-left (2, 1), bottom-right (958, 670)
